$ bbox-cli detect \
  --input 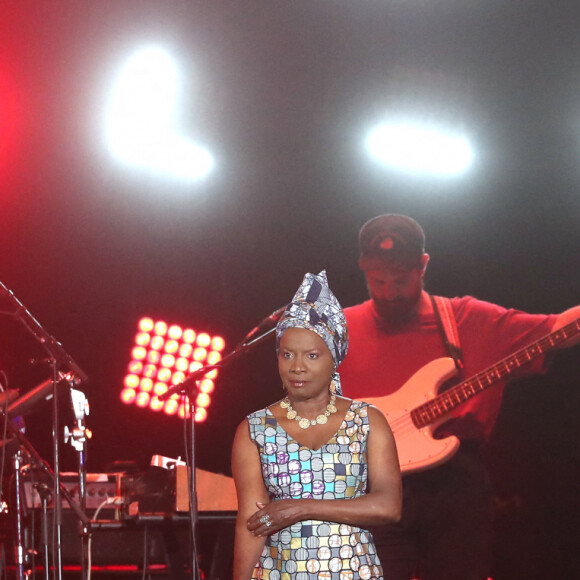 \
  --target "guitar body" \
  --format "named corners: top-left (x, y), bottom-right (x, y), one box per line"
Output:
top-left (362, 357), bottom-right (461, 474)
top-left (359, 317), bottom-right (580, 474)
